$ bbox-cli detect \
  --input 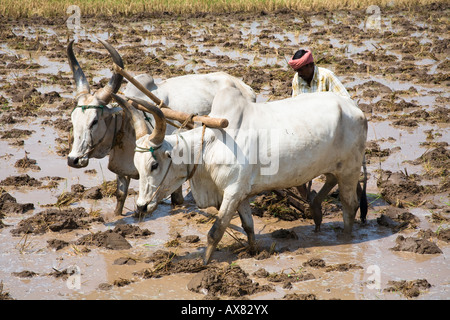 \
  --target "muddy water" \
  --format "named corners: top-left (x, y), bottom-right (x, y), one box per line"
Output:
top-left (0, 7), bottom-right (449, 300)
